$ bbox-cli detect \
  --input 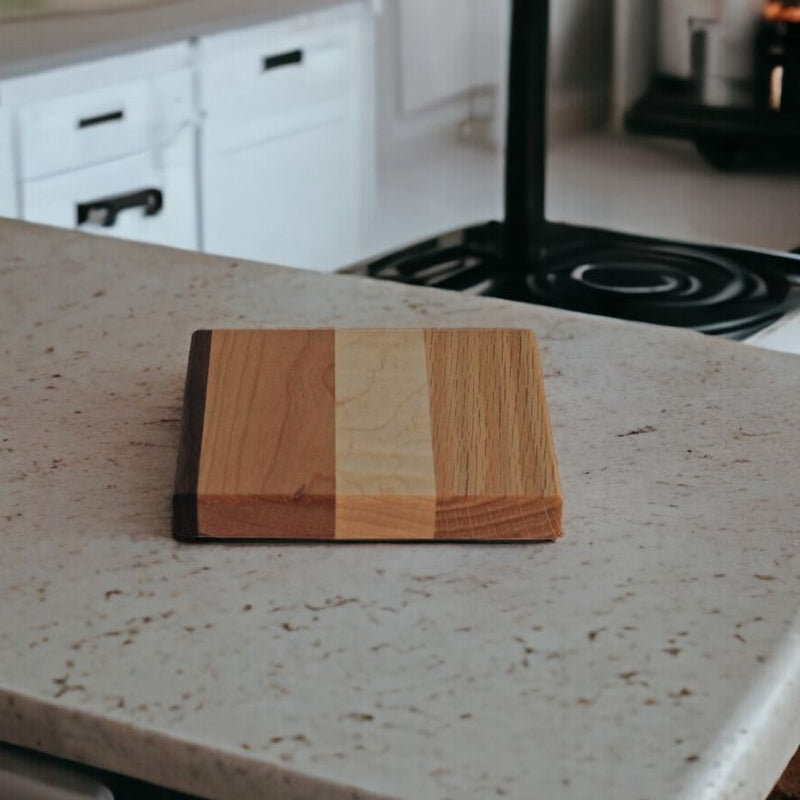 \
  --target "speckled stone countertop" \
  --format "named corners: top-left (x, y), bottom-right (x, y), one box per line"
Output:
top-left (0, 0), bottom-right (360, 80)
top-left (1, 219), bottom-right (799, 800)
